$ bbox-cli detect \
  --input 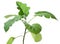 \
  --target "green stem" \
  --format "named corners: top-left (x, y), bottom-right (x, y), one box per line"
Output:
top-left (23, 28), bottom-right (26, 44)
top-left (22, 16), bottom-right (36, 44)
top-left (23, 15), bottom-right (26, 44)
top-left (28, 16), bottom-right (36, 23)
top-left (15, 35), bottom-right (23, 38)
